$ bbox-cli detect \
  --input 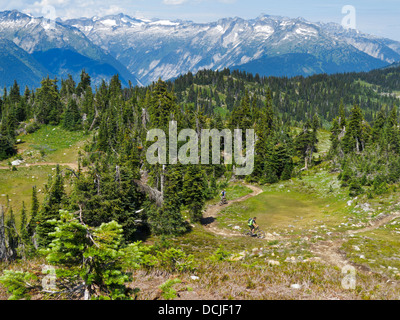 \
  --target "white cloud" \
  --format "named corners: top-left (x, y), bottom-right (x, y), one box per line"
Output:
top-left (163, 0), bottom-right (188, 5)
top-left (17, 0), bottom-right (129, 20)
top-left (101, 5), bottom-right (125, 15)
top-left (20, 0), bottom-right (71, 19)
